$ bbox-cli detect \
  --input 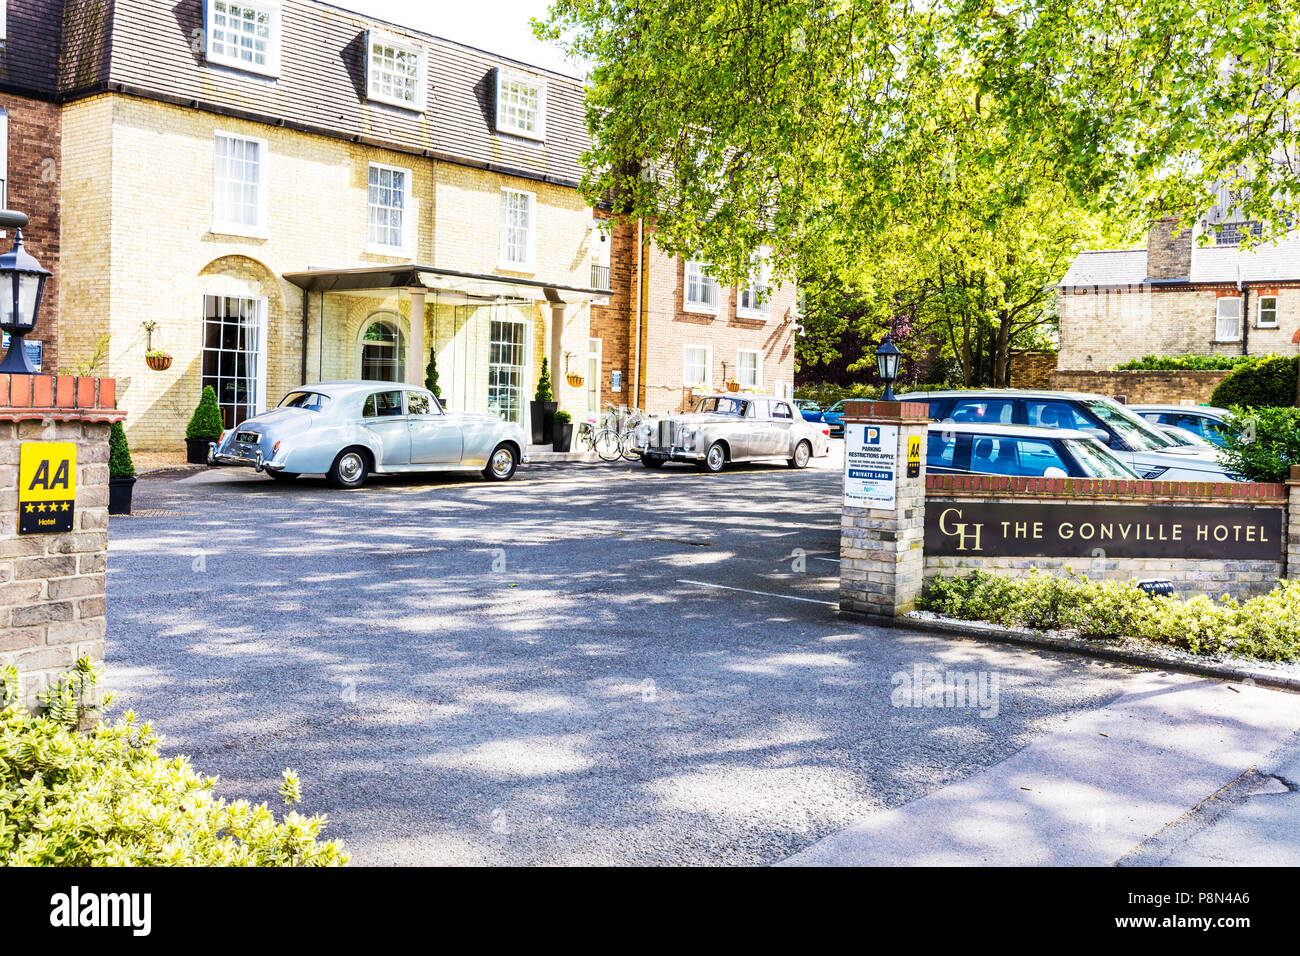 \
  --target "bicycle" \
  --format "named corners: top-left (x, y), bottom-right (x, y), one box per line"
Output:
top-left (587, 404), bottom-right (647, 462)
